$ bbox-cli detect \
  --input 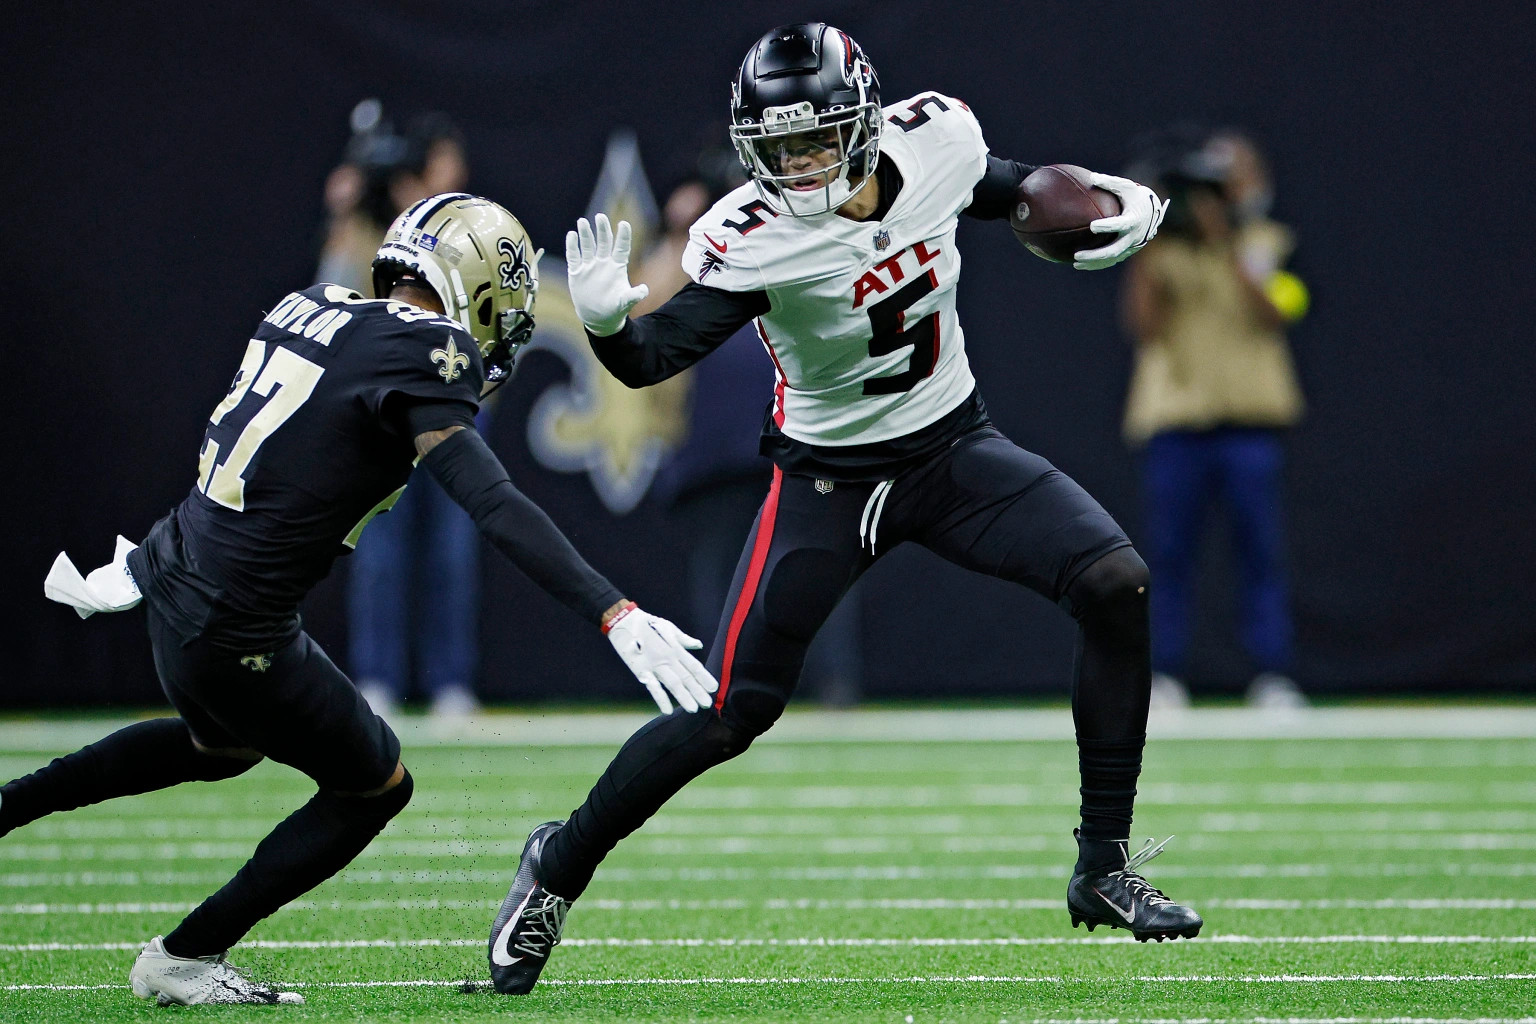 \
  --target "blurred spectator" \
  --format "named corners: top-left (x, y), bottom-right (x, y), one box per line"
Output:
top-left (1119, 131), bottom-right (1309, 709)
top-left (317, 102), bottom-right (488, 719)
top-left (644, 170), bottom-right (864, 706)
